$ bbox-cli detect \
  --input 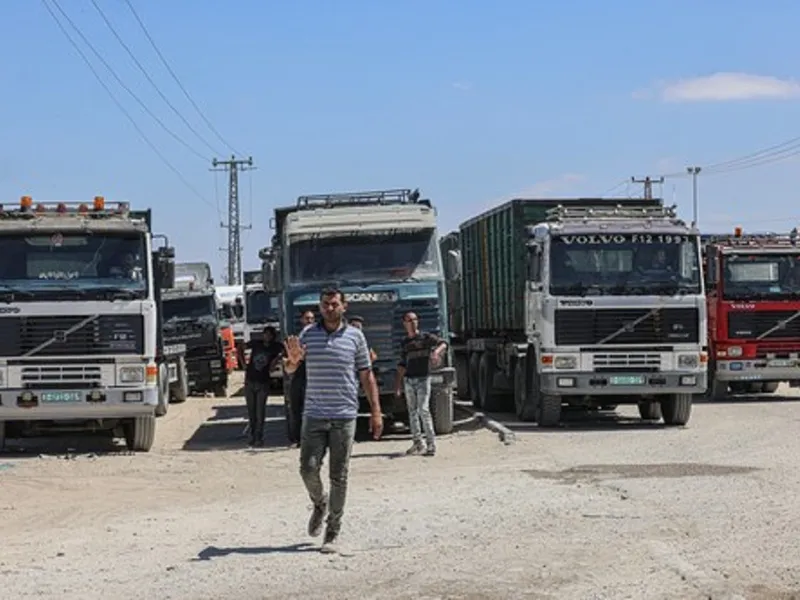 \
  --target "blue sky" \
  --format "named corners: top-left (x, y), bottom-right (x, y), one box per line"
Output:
top-left (2, 0), bottom-right (800, 279)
